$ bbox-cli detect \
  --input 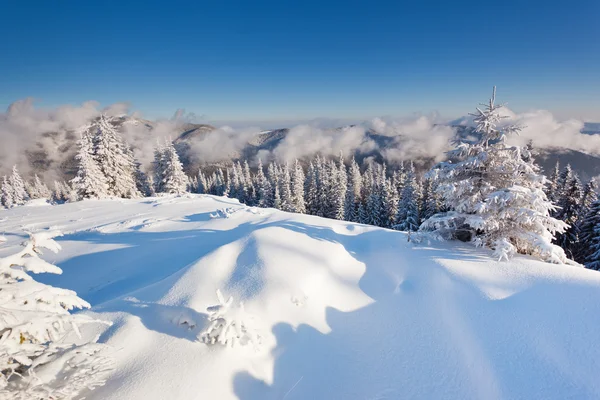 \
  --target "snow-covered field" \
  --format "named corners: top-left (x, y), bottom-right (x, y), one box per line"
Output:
top-left (2, 195), bottom-right (600, 399)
